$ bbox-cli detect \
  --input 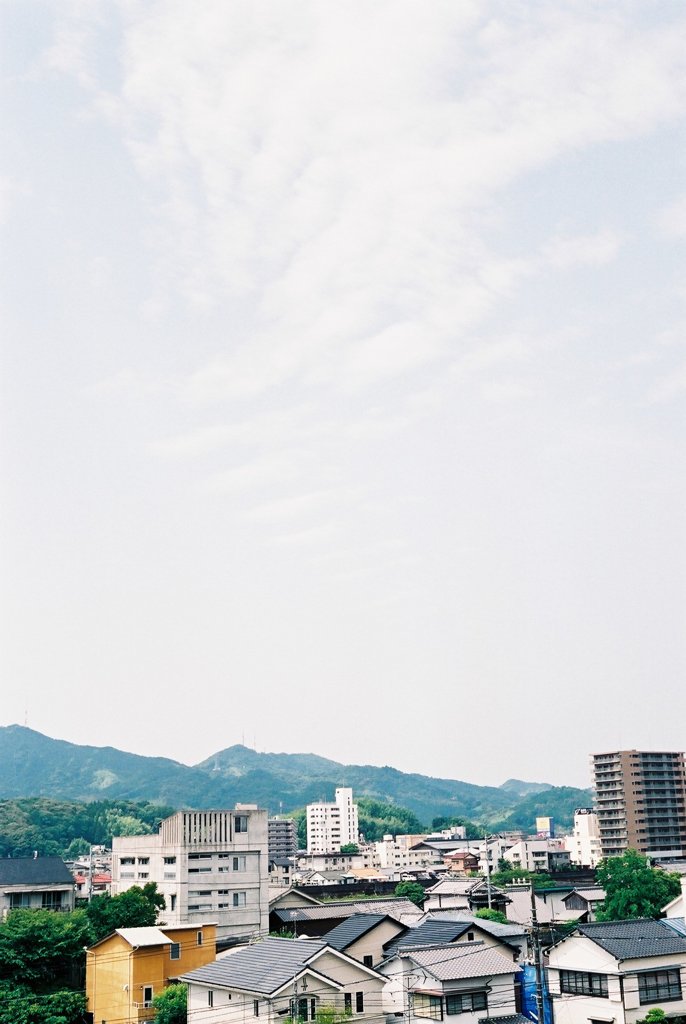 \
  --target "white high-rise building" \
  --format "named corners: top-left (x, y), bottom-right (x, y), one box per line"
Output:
top-left (306, 788), bottom-right (359, 854)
